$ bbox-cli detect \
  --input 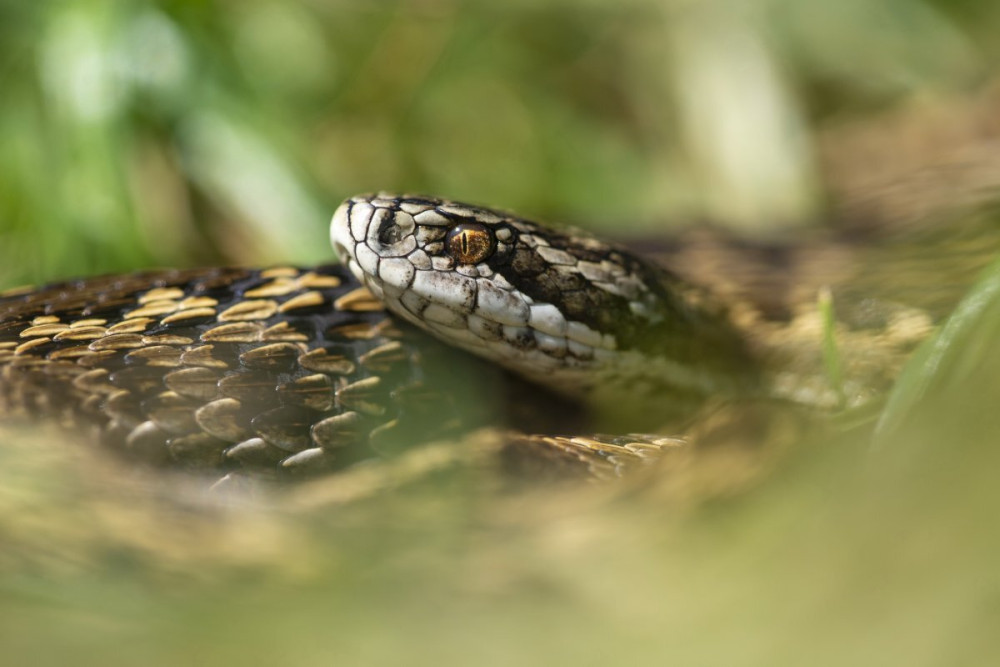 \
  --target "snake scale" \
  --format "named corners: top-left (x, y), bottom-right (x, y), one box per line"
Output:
top-left (0, 193), bottom-right (995, 487)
